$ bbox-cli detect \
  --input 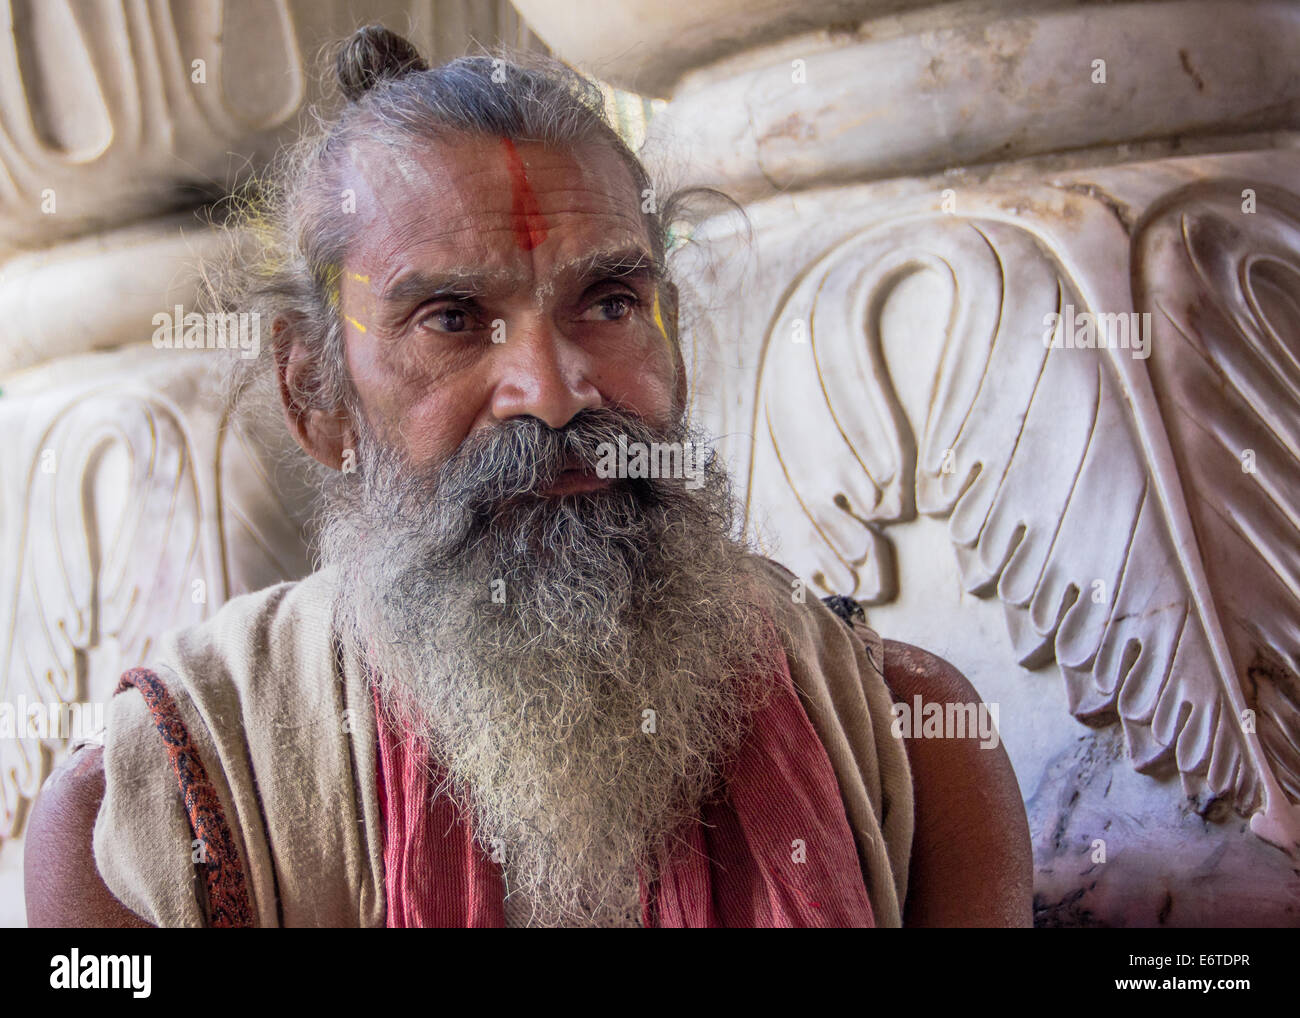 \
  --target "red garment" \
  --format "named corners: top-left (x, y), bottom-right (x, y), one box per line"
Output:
top-left (374, 643), bottom-right (876, 928)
